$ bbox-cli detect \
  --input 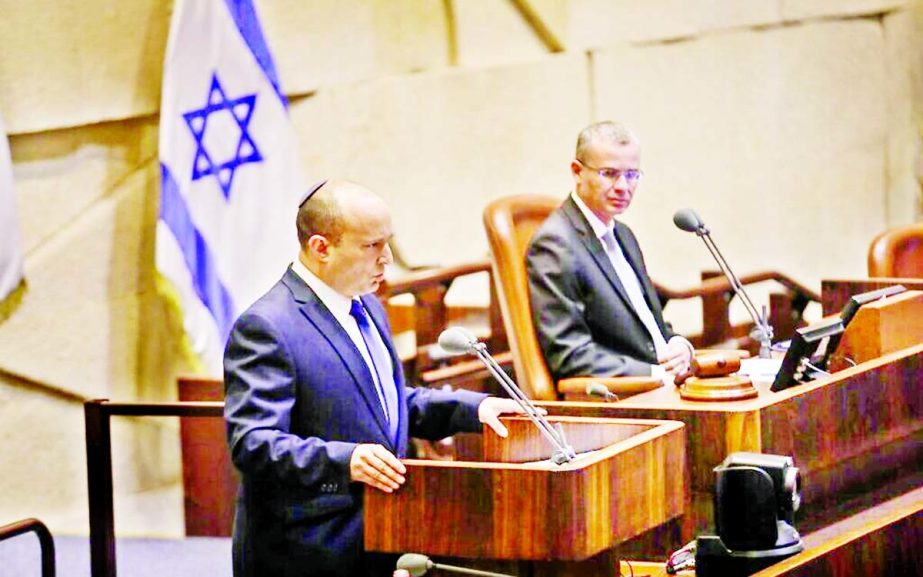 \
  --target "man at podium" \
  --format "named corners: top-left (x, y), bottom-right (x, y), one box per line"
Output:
top-left (224, 180), bottom-right (522, 577)
top-left (526, 121), bottom-right (694, 381)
